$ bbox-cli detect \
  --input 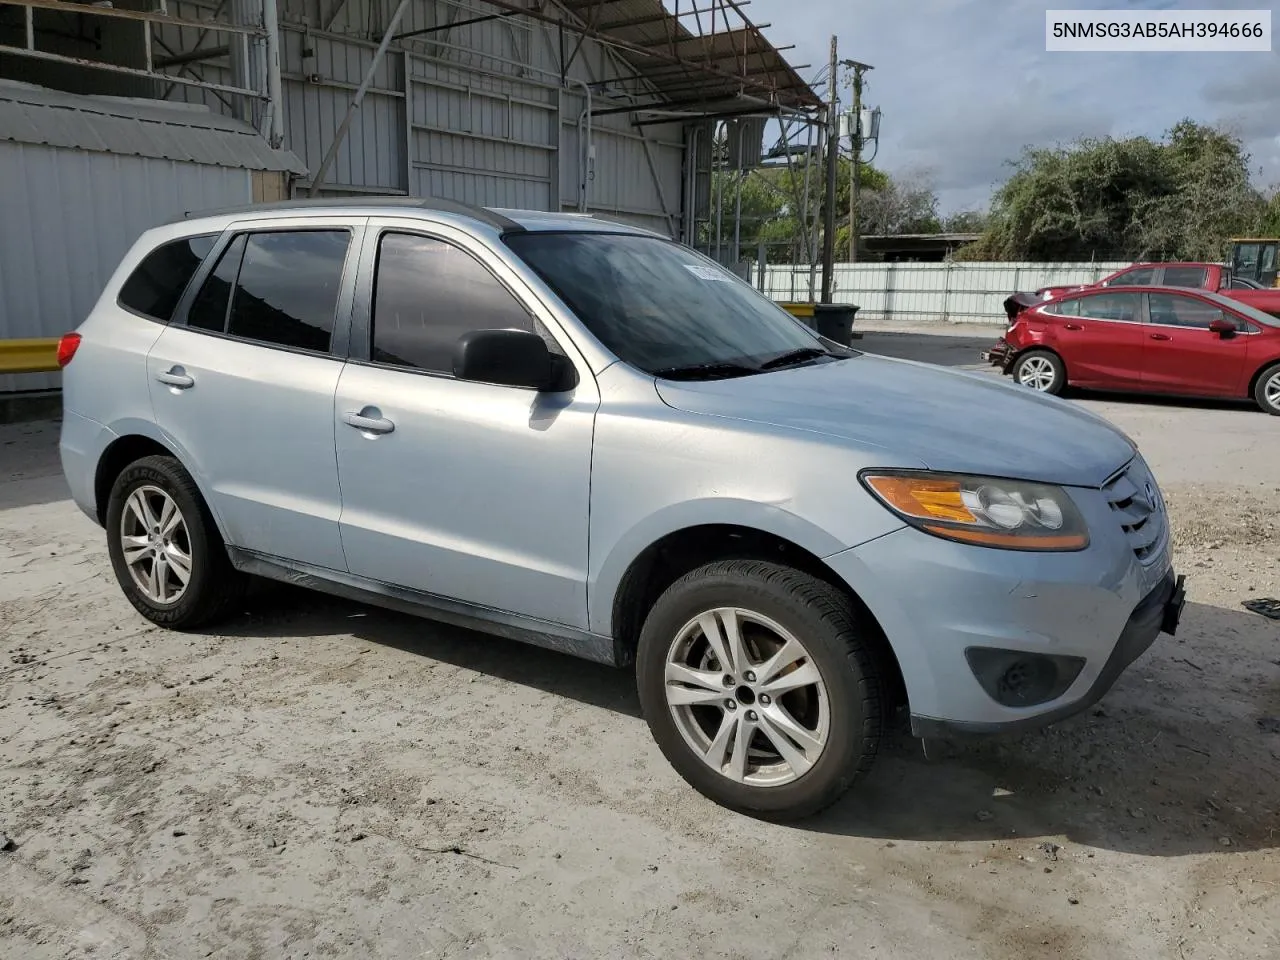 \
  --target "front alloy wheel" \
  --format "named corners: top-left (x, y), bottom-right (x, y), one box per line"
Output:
top-left (637, 560), bottom-right (884, 820)
top-left (665, 607), bottom-right (830, 786)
